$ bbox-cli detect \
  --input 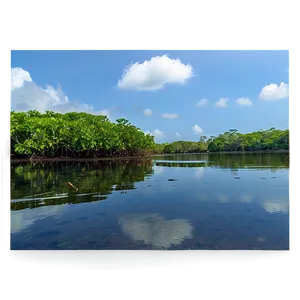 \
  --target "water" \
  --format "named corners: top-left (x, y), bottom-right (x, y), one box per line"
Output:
top-left (10, 152), bottom-right (289, 250)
